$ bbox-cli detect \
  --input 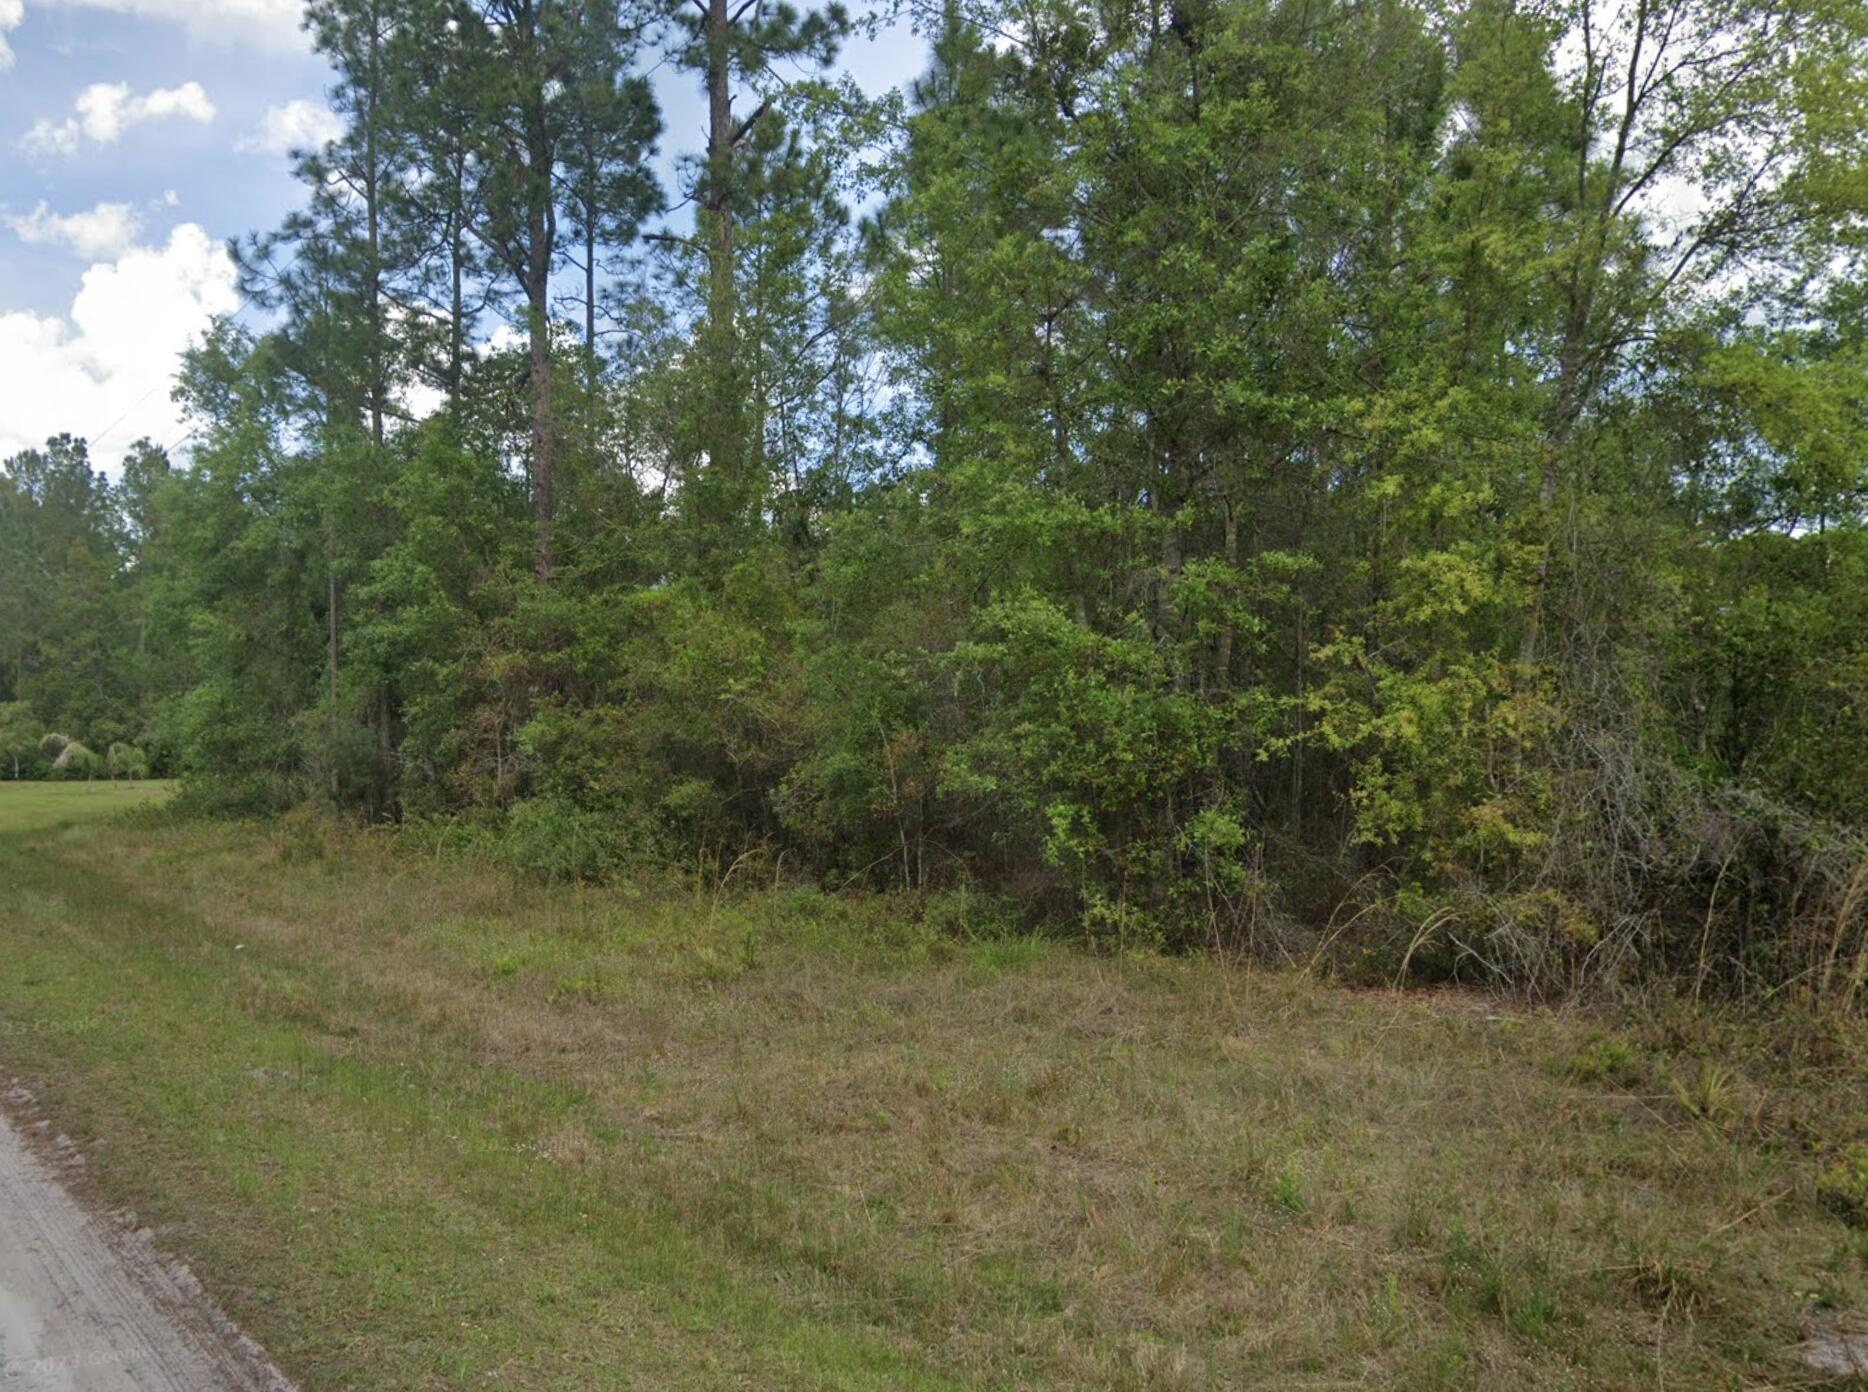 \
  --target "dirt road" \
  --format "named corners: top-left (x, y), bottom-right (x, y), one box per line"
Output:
top-left (0, 1101), bottom-right (291, 1391)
